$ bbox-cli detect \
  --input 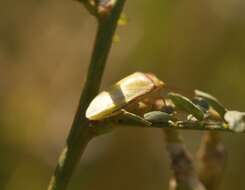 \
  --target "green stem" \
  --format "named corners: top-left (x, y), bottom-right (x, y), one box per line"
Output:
top-left (47, 1), bottom-right (126, 190)
top-left (115, 119), bottom-right (236, 133)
